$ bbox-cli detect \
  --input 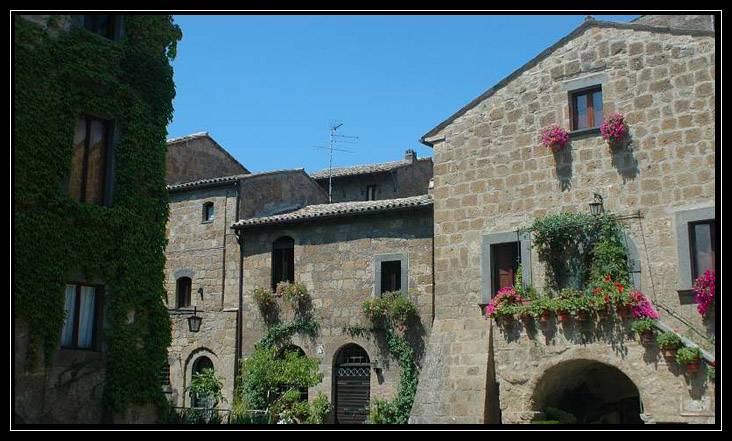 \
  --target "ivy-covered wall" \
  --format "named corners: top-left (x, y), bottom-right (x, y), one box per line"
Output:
top-left (14, 14), bottom-right (181, 423)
